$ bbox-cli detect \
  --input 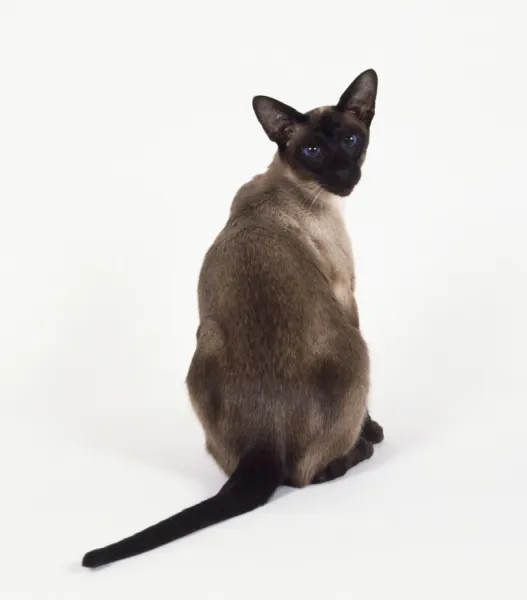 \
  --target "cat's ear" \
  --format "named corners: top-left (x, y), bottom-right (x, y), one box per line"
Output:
top-left (252, 96), bottom-right (306, 147)
top-left (337, 69), bottom-right (378, 127)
